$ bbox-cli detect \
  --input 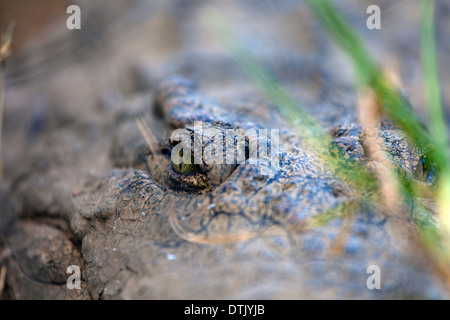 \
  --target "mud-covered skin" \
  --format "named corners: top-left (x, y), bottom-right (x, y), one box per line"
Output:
top-left (1, 0), bottom-right (449, 300)
top-left (3, 222), bottom-right (89, 299)
top-left (2, 73), bottom-right (443, 299)
top-left (330, 121), bottom-right (433, 184)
